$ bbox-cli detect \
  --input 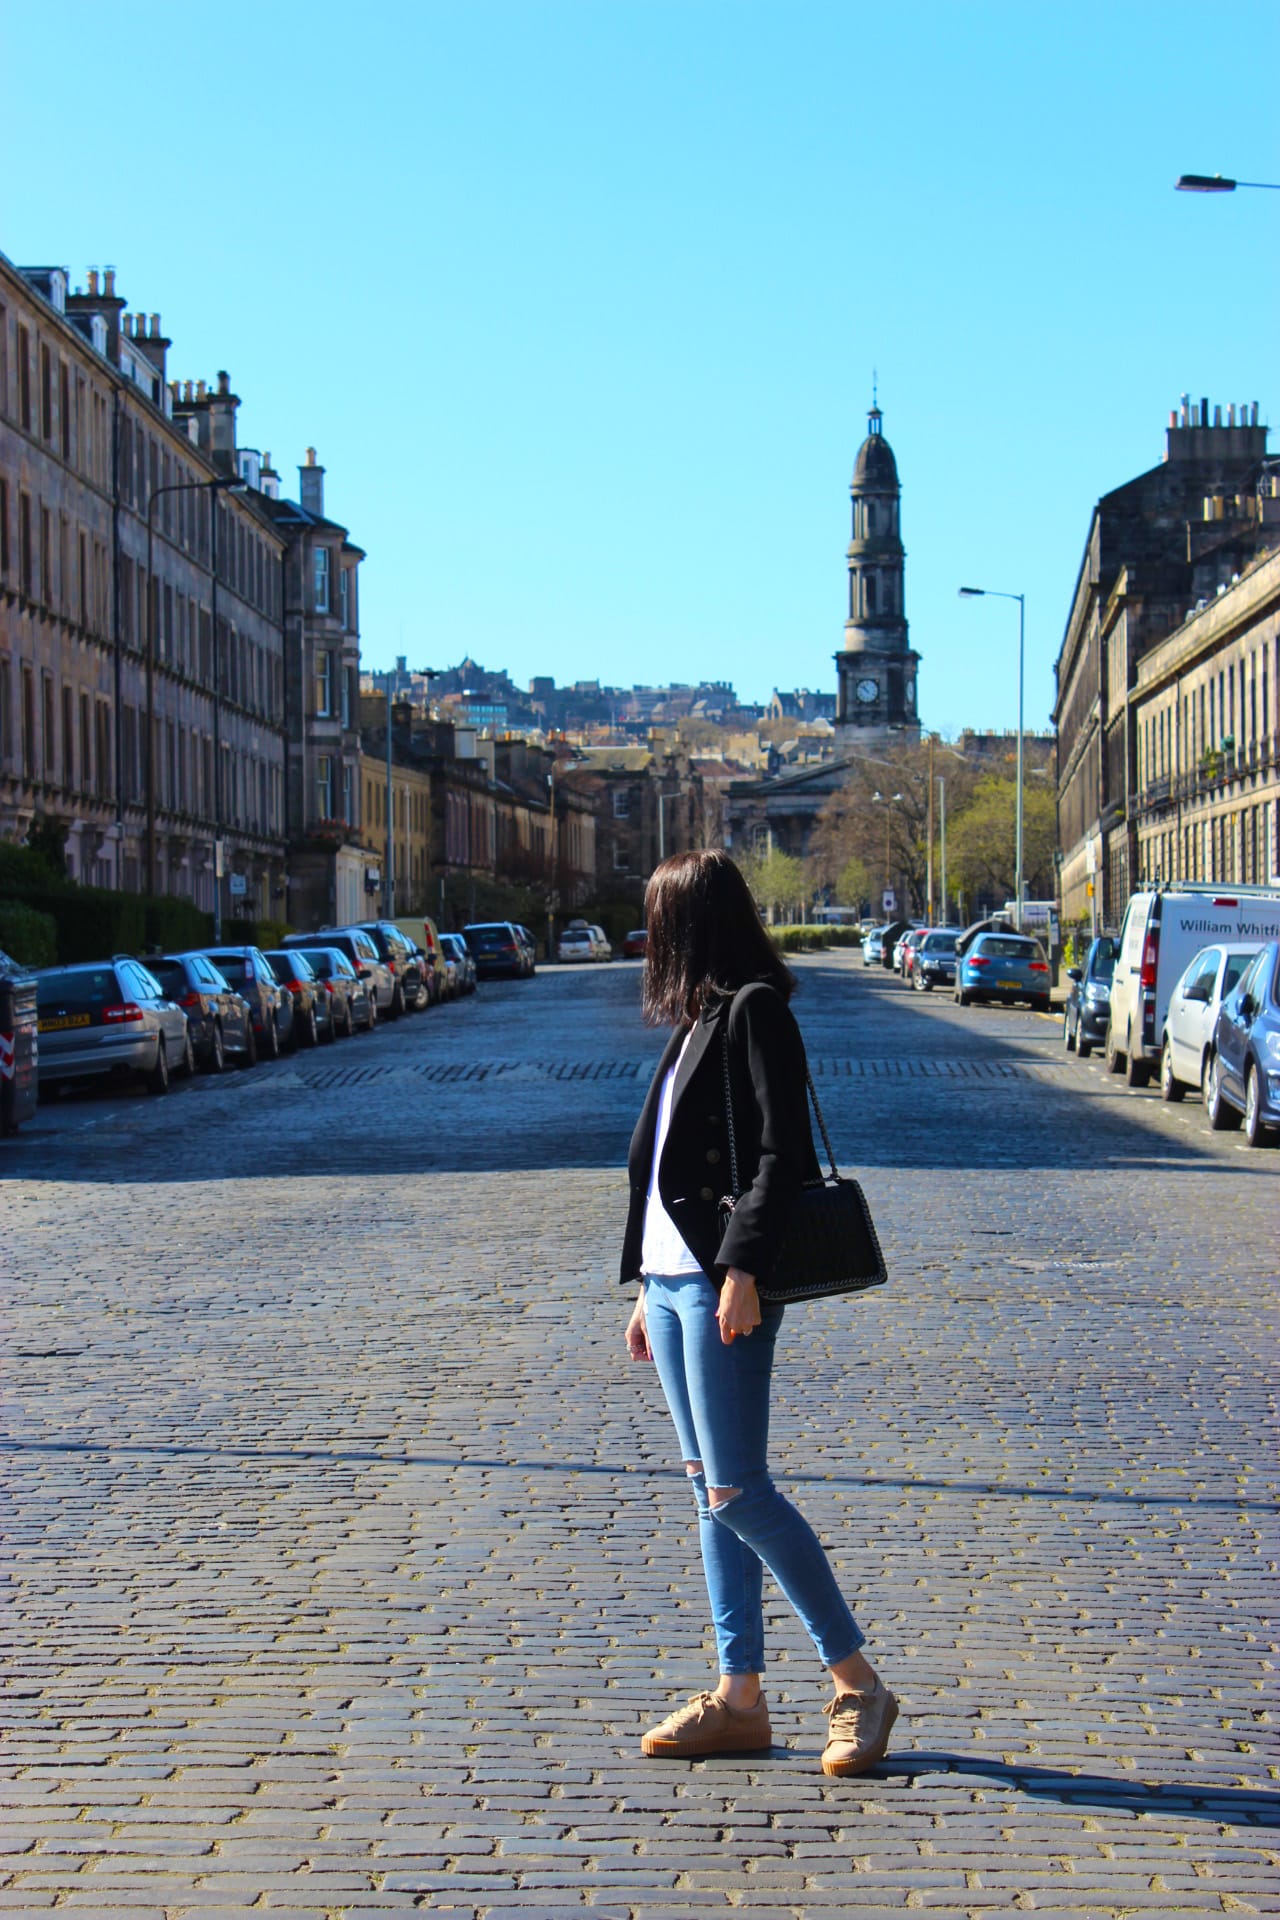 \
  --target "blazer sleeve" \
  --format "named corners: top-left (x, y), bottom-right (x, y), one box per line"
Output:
top-left (714, 986), bottom-right (812, 1284)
